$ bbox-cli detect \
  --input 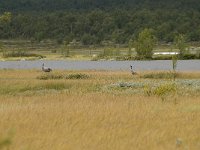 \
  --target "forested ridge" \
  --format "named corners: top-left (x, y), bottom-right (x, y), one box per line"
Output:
top-left (0, 0), bottom-right (200, 44)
